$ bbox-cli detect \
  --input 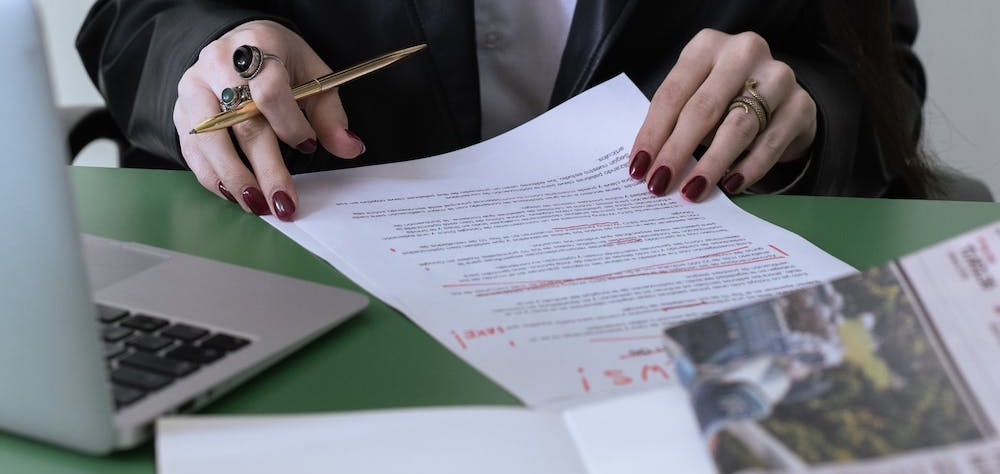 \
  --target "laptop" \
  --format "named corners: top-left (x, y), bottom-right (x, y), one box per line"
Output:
top-left (0, 0), bottom-right (368, 454)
